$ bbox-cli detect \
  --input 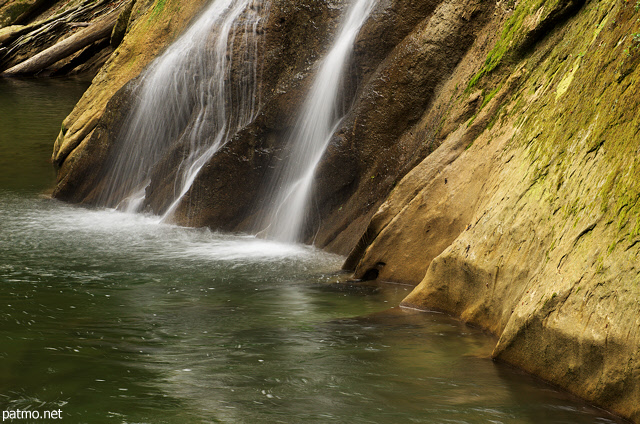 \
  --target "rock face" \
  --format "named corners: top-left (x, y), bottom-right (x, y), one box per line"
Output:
top-left (50, 0), bottom-right (640, 421)
top-left (169, 0), bottom-right (492, 249)
top-left (350, 0), bottom-right (640, 421)
top-left (0, 0), bottom-right (49, 28)
top-left (51, 0), bottom-right (212, 200)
